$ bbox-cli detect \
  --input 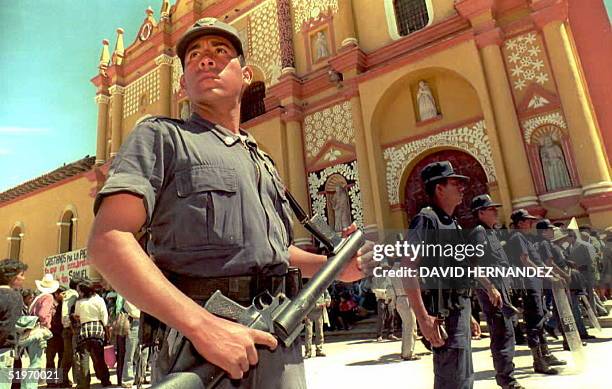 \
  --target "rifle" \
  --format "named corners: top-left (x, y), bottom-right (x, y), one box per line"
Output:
top-left (152, 194), bottom-right (365, 389)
